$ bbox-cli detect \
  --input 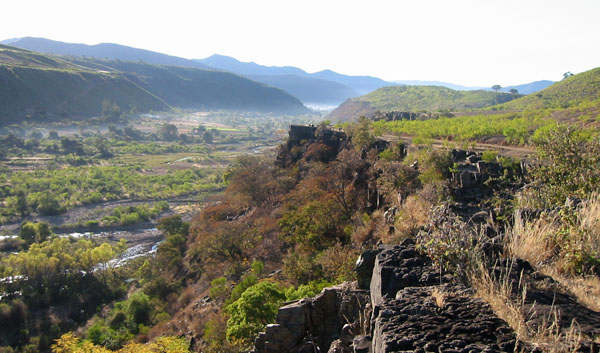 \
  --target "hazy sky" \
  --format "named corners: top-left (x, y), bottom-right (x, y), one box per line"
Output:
top-left (2, 0), bottom-right (599, 86)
